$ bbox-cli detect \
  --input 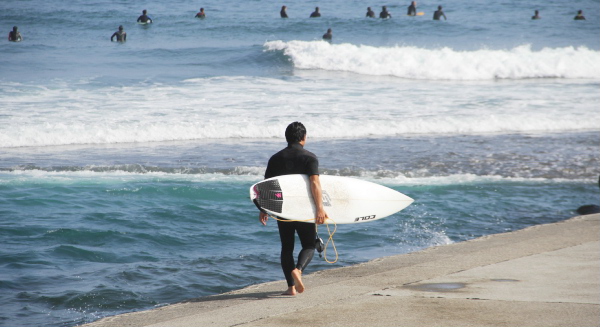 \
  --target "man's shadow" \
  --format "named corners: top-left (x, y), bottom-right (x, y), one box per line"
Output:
top-left (181, 290), bottom-right (293, 304)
